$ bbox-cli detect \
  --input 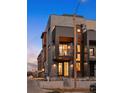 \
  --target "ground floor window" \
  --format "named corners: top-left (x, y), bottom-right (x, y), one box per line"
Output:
top-left (90, 62), bottom-right (96, 77)
top-left (76, 62), bottom-right (80, 71)
top-left (89, 48), bottom-right (95, 56)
